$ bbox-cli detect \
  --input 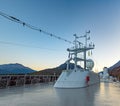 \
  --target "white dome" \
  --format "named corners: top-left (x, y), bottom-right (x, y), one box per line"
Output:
top-left (86, 59), bottom-right (94, 69)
